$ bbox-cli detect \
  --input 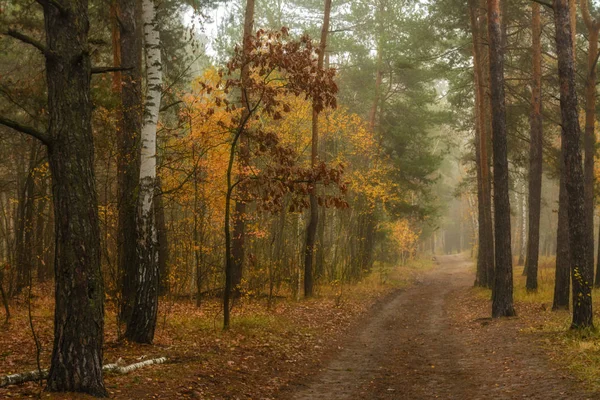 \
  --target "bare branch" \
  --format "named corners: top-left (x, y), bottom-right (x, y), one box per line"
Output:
top-left (0, 117), bottom-right (50, 146)
top-left (4, 29), bottom-right (51, 57)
